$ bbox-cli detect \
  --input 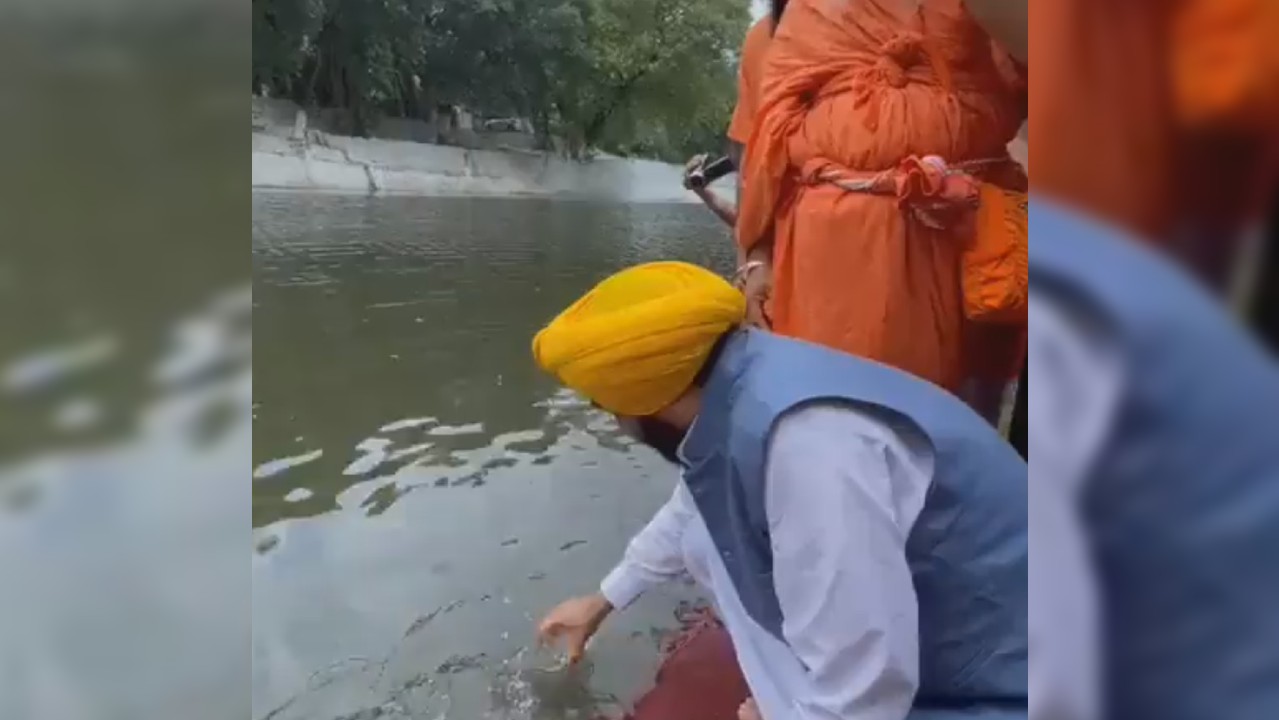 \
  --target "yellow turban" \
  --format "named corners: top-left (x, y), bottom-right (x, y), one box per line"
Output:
top-left (532, 262), bottom-right (747, 416)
